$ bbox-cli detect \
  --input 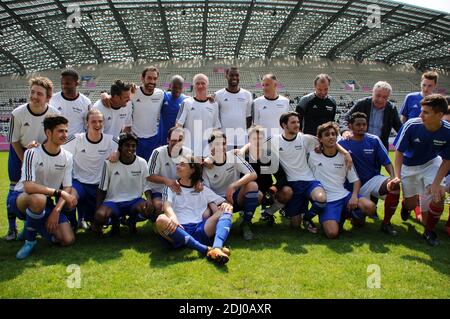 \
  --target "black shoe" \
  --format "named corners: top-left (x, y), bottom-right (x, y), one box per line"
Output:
top-left (400, 207), bottom-right (411, 221)
top-left (110, 222), bottom-right (120, 237)
top-left (260, 210), bottom-right (275, 227)
top-left (423, 230), bottom-right (439, 247)
top-left (380, 223), bottom-right (398, 236)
